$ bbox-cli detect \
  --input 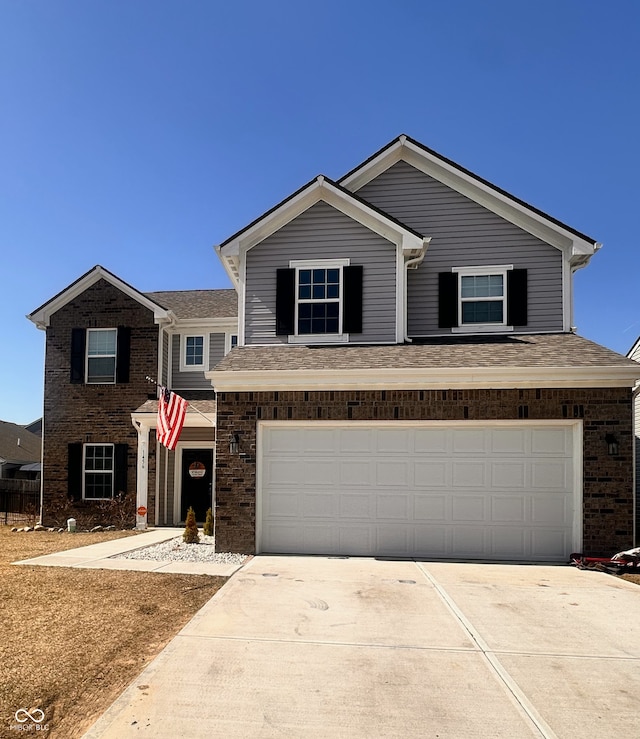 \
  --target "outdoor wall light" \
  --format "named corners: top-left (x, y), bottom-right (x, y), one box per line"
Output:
top-left (605, 433), bottom-right (619, 456)
top-left (229, 433), bottom-right (240, 455)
